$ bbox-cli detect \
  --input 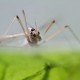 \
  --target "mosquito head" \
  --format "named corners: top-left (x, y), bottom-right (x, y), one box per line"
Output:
top-left (31, 28), bottom-right (40, 37)
top-left (31, 28), bottom-right (35, 31)
top-left (30, 28), bottom-right (42, 41)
